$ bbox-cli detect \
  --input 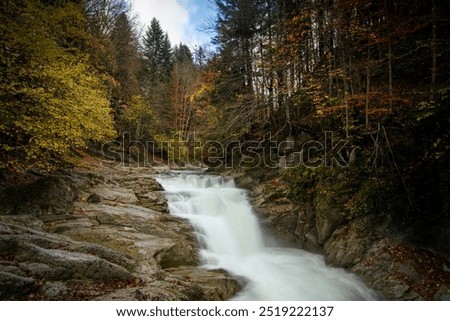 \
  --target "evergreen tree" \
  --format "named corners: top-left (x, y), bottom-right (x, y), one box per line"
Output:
top-left (174, 43), bottom-right (193, 64)
top-left (213, 0), bottom-right (263, 138)
top-left (214, 0), bottom-right (260, 94)
top-left (193, 45), bottom-right (208, 67)
top-left (140, 18), bottom-right (174, 135)
top-left (142, 18), bottom-right (173, 83)
top-left (110, 12), bottom-right (141, 107)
